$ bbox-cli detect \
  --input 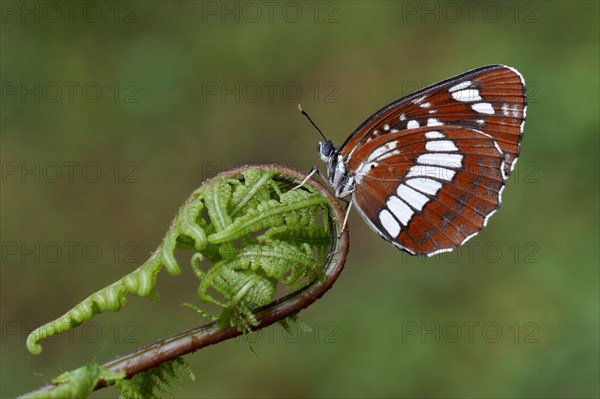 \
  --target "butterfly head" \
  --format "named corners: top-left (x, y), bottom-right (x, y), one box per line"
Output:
top-left (317, 140), bottom-right (335, 163)
top-left (318, 140), bottom-right (355, 199)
